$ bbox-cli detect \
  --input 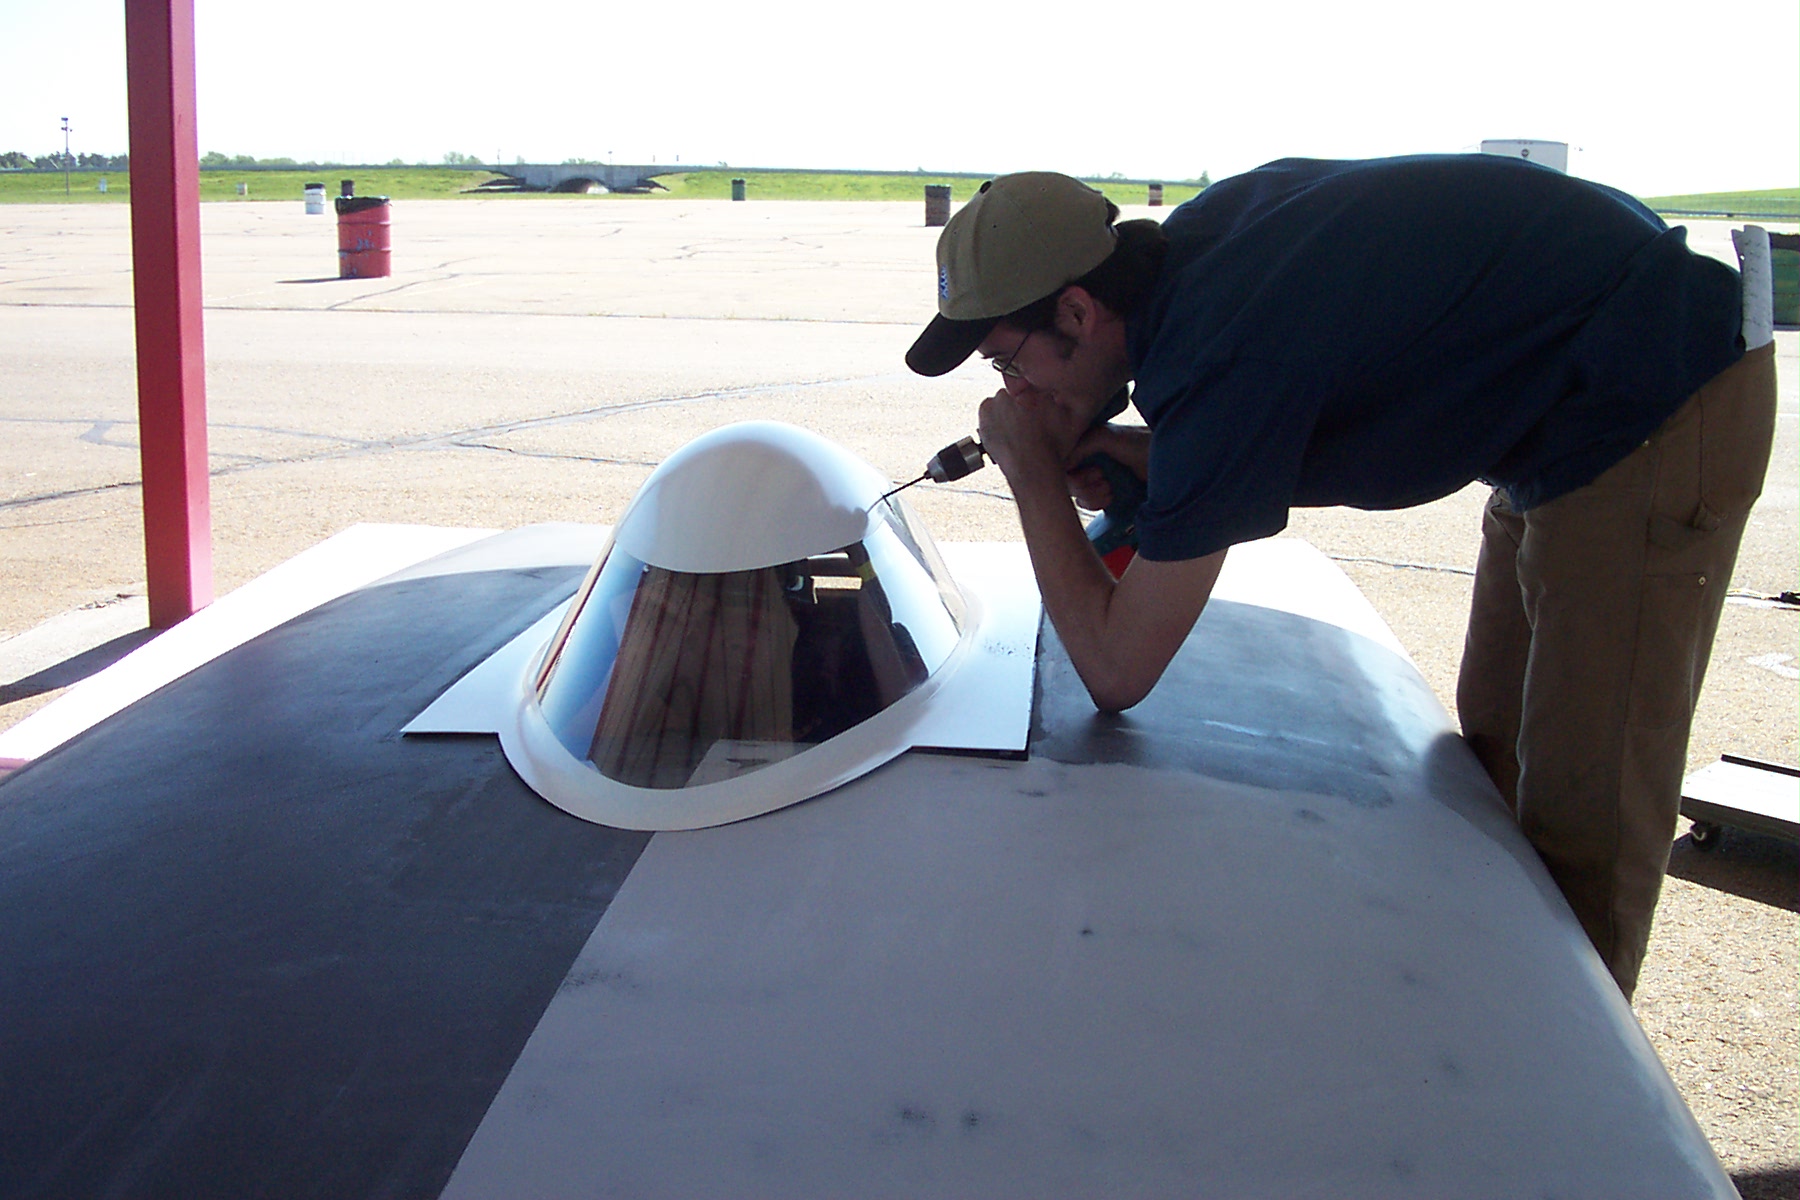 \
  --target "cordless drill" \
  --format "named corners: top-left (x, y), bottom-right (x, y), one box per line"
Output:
top-left (907, 388), bottom-right (1147, 578)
